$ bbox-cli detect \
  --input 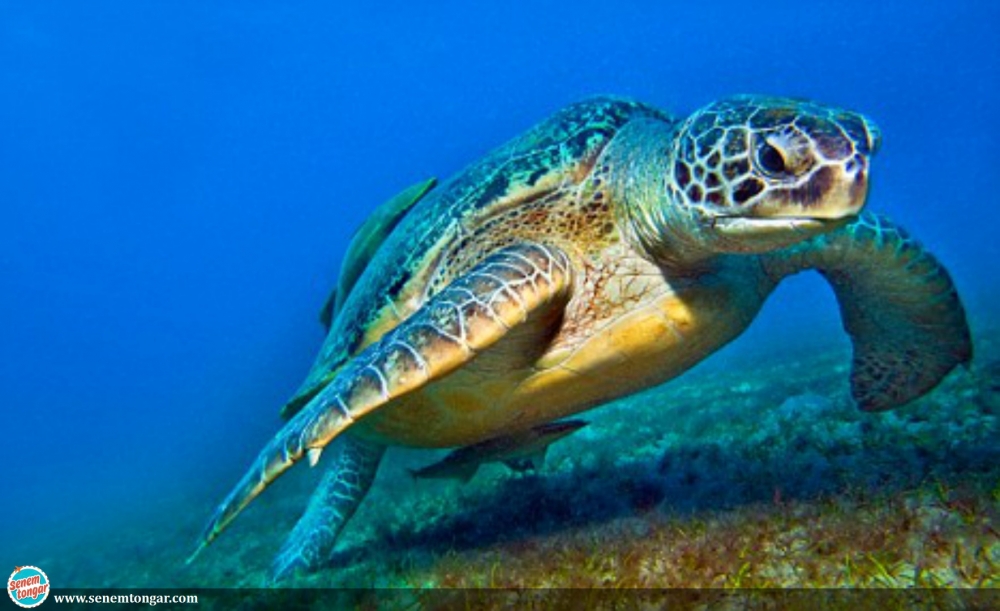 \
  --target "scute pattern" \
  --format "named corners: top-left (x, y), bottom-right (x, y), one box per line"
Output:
top-left (668, 96), bottom-right (879, 214)
top-left (194, 95), bottom-right (974, 583)
top-left (291, 98), bottom-right (671, 411)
